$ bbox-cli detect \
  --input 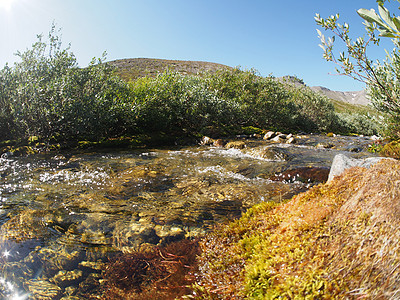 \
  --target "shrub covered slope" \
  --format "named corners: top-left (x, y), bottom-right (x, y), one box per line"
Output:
top-left (0, 29), bottom-right (381, 150)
